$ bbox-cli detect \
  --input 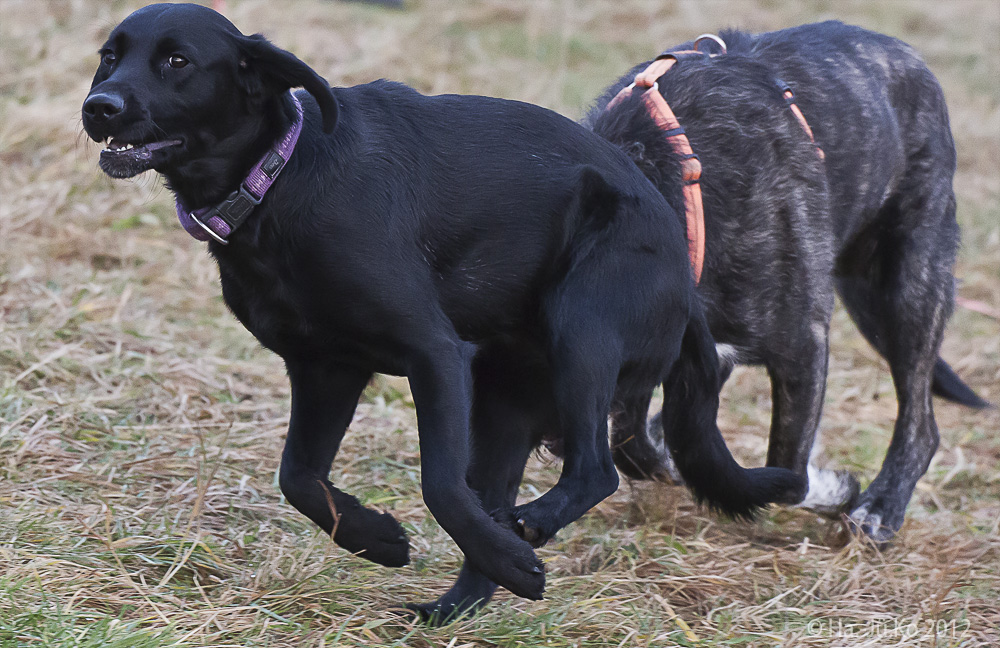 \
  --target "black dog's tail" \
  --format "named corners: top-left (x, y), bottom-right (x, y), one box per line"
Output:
top-left (933, 358), bottom-right (992, 408)
top-left (659, 311), bottom-right (804, 518)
